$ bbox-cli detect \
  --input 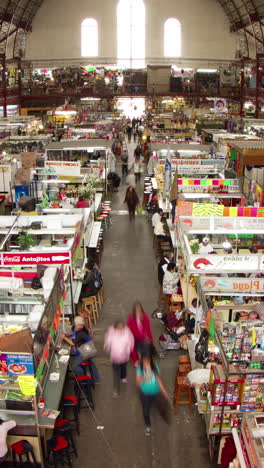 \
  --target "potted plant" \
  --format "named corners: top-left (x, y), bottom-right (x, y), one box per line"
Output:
top-left (51, 197), bottom-right (61, 208)
top-left (18, 232), bottom-right (38, 250)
